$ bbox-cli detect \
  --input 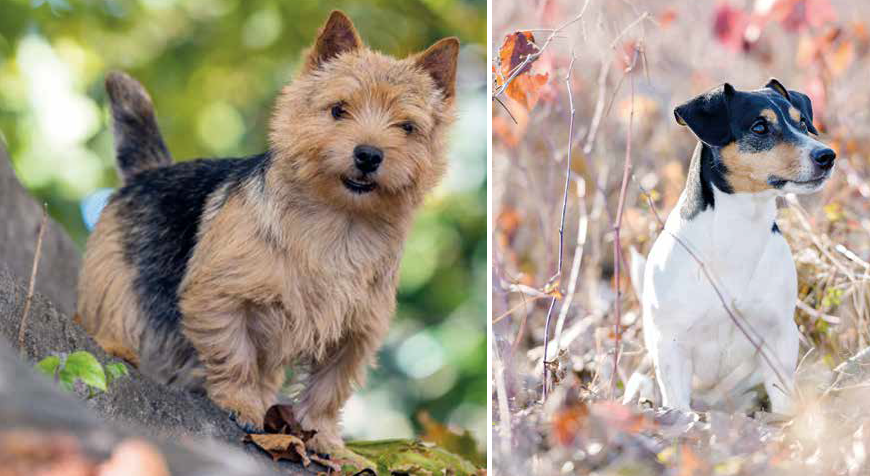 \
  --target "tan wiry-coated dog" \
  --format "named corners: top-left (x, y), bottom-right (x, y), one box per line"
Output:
top-left (76, 11), bottom-right (458, 451)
